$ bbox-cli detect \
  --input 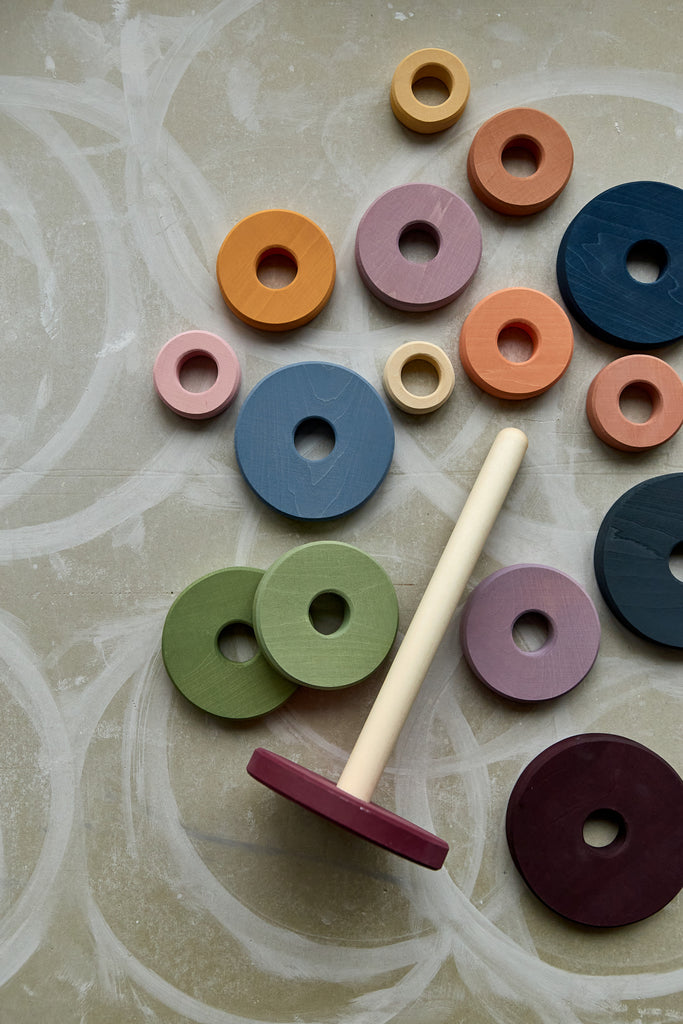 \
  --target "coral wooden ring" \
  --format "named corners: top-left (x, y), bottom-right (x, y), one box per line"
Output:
top-left (459, 288), bottom-right (574, 399)
top-left (153, 330), bottom-right (241, 419)
top-left (253, 542), bottom-right (399, 689)
top-left (383, 341), bottom-right (455, 414)
top-left (467, 107), bottom-right (574, 215)
top-left (355, 184), bottom-right (481, 311)
top-left (216, 209), bottom-right (335, 331)
top-left (162, 567), bottom-right (297, 719)
top-left (506, 734), bottom-right (683, 927)
top-left (586, 354), bottom-right (683, 451)
top-left (390, 48), bottom-right (470, 134)
top-left (459, 564), bottom-right (600, 702)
